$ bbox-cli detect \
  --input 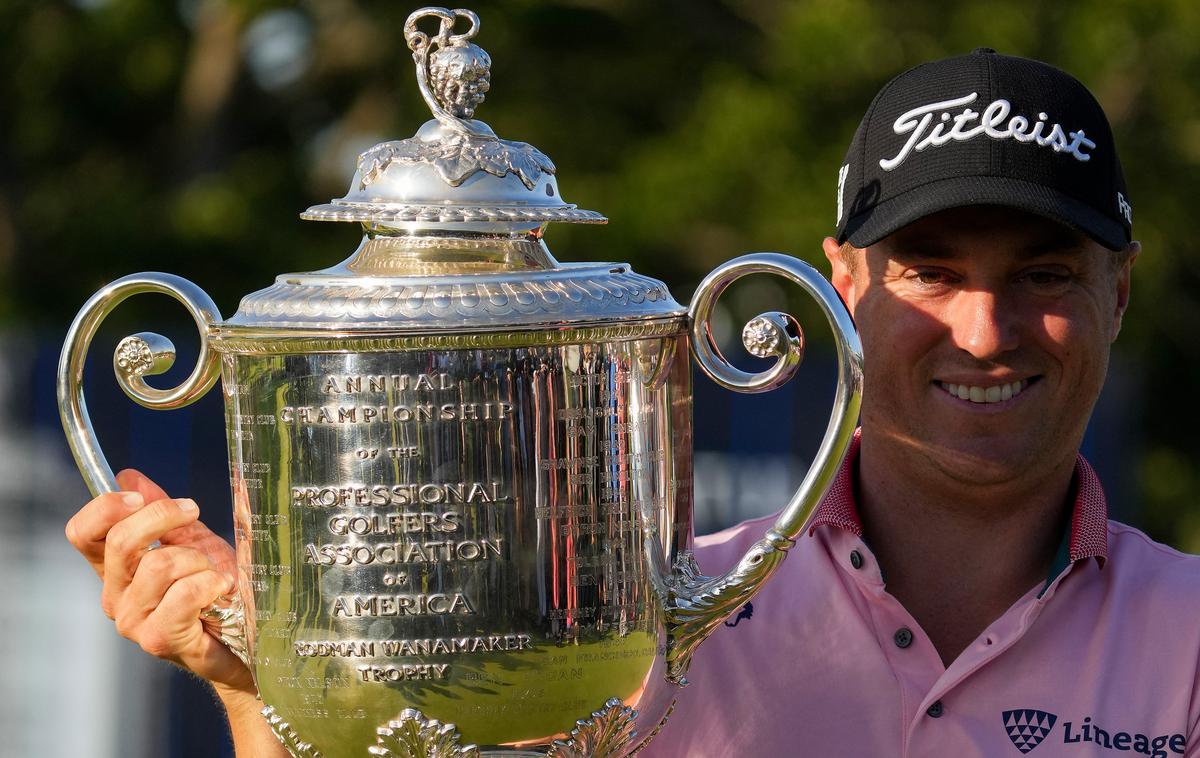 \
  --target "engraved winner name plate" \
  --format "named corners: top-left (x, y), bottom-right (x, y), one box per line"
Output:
top-left (58, 8), bottom-right (862, 757)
